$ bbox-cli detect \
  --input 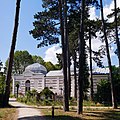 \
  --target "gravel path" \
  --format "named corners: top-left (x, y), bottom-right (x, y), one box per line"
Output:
top-left (9, 98), bottom-right (46, 120)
